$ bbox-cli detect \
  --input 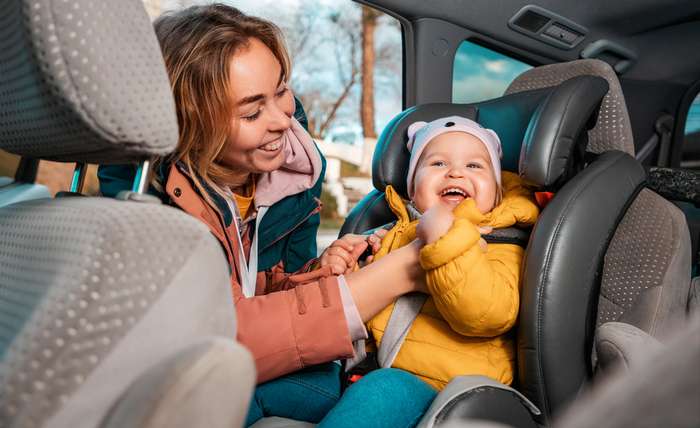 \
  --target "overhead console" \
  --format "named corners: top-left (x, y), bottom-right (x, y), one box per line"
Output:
top-left (508, 5), bottom-right (587, 50)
